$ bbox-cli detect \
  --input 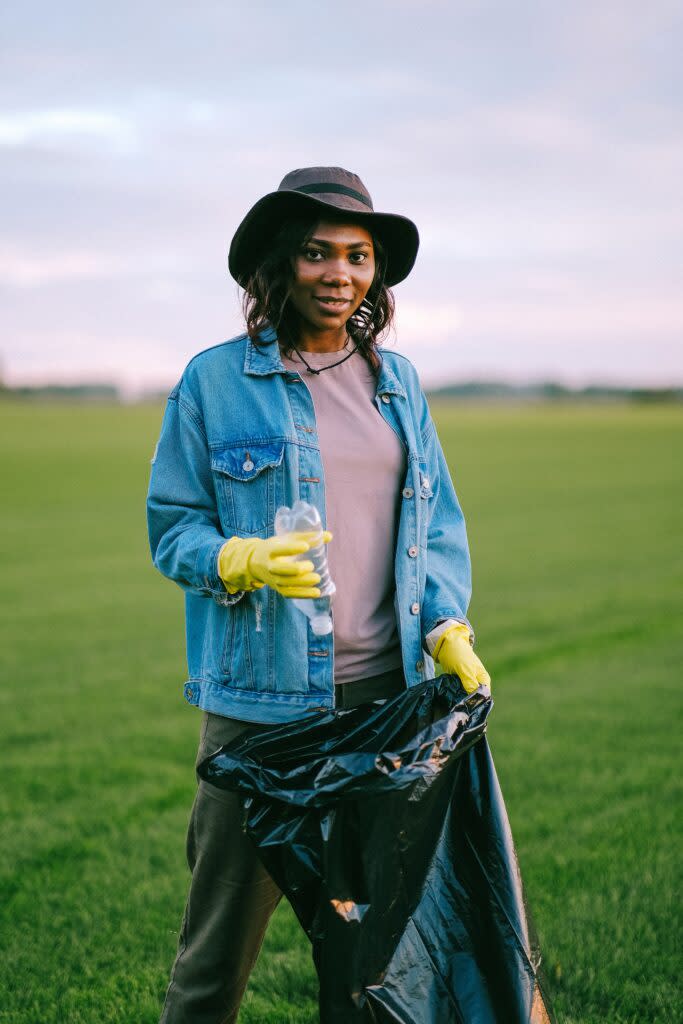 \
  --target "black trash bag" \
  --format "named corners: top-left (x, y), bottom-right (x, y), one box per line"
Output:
top-left (198, 676), bottom-right (555, 1024)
